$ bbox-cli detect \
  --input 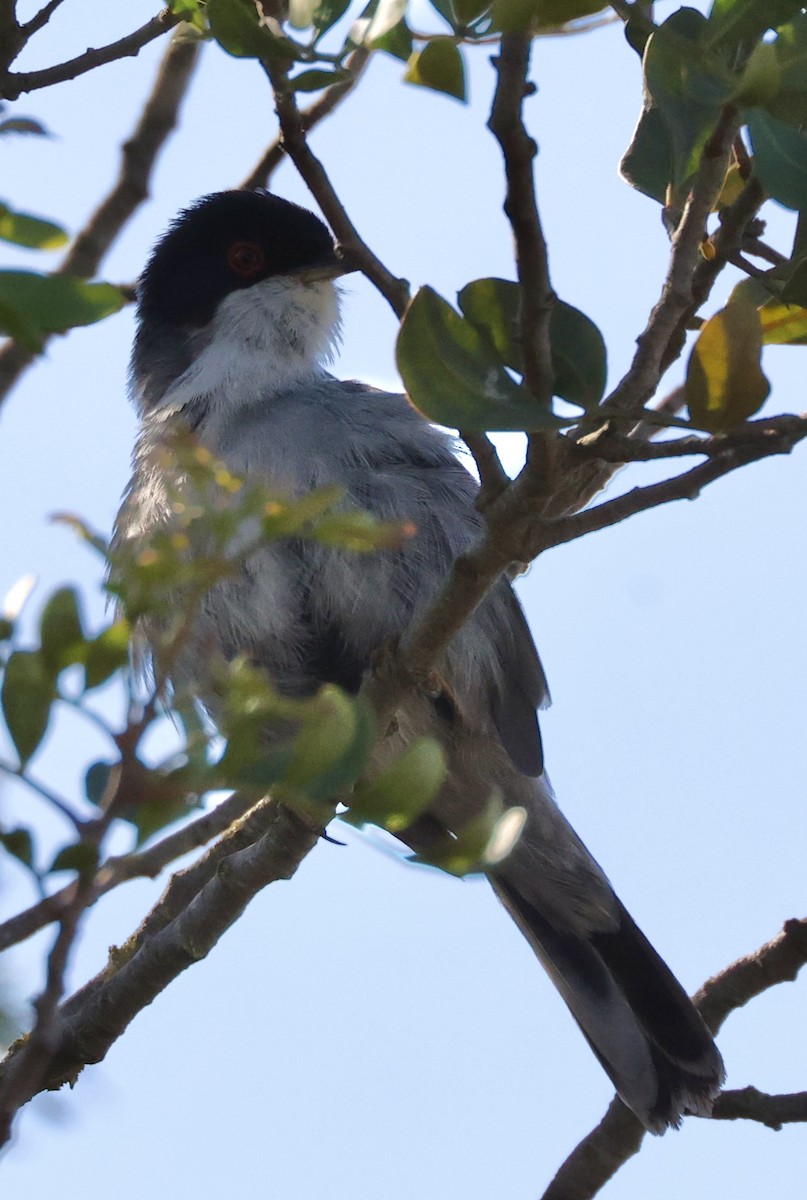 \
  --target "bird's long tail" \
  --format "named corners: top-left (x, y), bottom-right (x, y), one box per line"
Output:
top-left (490, 873), bottom-right (725, 1133)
